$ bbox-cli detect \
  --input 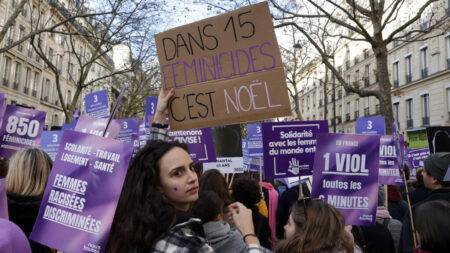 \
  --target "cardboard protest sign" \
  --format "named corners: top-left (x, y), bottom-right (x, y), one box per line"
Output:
top-left (379, 135), bottom-right (403, 185)
top-left (155, 2), bottom-right (291, 130)
top-left (407, 148), bottom-right (430, 169)
top-left (169, 128), bottom-right (216, 163)
top-left (30, 130), bottom-right (132, 253)
top-left (426, 126), bottom-right (450, 153)
top-left (203, 157), bottom-right (244, 174)
top-left (0, 178), bottom-right (8, 219)
top-left (145, 96), bottom-right (158, 127)
top-left (40, 131), bottom-right (63, 161)
top-left (74, 115), bottom-right (121, 139)
top-left (84, 90), bottom-right (110, 119)
top-left (311, 133), bottom-right (380, 226)
top-left (355, 116), bottom-right (385, 135)
top-left (0, 105), bottom-right (46, 158)
top-left (262, 120), bottom-right (328, 179)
